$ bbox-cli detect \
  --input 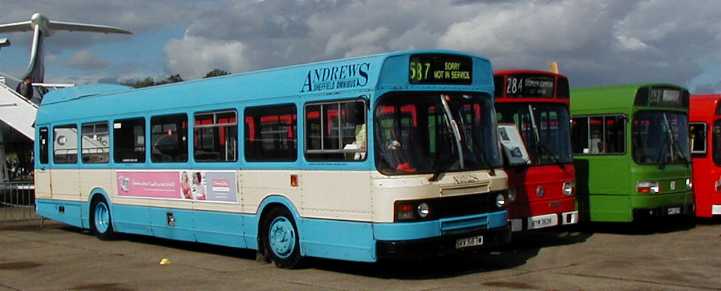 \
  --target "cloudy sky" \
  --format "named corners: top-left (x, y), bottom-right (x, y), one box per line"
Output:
top-left (1, 0), bottom-right (721, 92)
